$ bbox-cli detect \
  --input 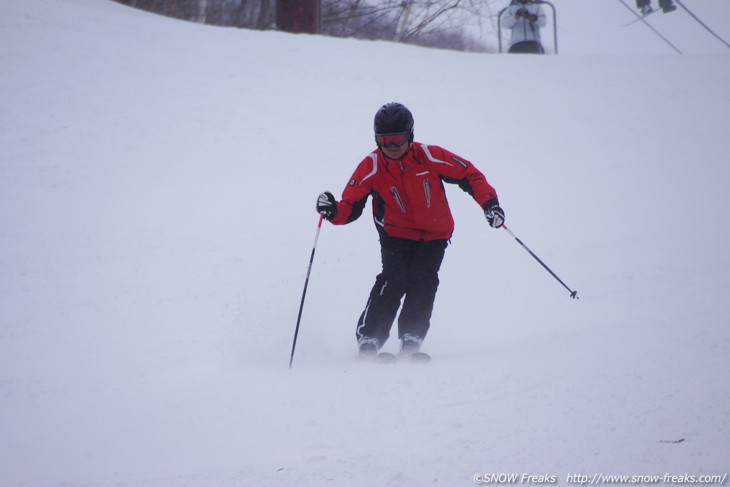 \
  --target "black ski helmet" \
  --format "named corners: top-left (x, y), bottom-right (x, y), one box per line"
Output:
top-left (374, 102), bottom-right (414, 142)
